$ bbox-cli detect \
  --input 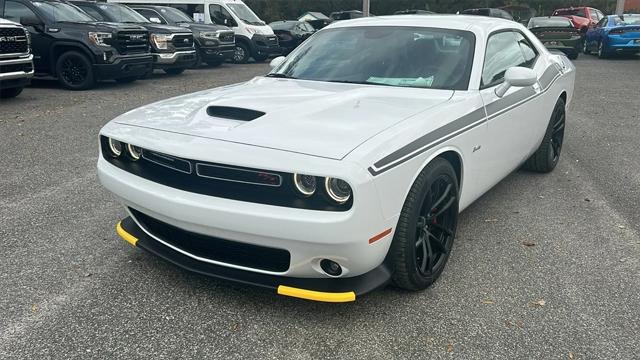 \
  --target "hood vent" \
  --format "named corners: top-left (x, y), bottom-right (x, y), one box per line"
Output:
top-left (206, 106), bottom-right (265, 121)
